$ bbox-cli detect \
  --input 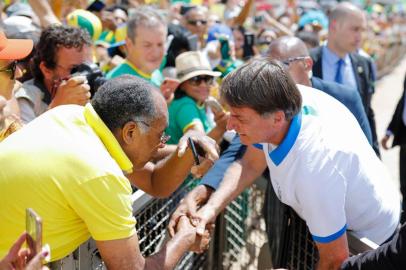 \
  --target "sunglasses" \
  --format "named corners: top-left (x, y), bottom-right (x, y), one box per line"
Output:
top-left (281, 56), bottom-right (308, 67)
top-left (188, 75), bottom-right (214, 86)
top-left (0, 61), bottom-right (17, 80)
top-left (187, 19), bottom-right (207, 26)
